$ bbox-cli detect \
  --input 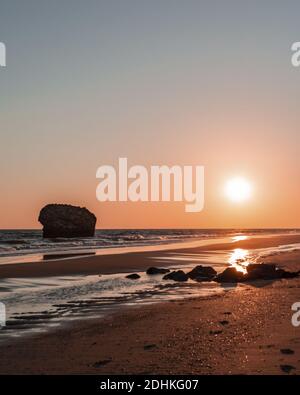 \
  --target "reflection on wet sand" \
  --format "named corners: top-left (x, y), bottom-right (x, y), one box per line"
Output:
top-left (228, 248), bottom-right (250, 273)
top-left (232, 235), bottom-right (248, 242)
